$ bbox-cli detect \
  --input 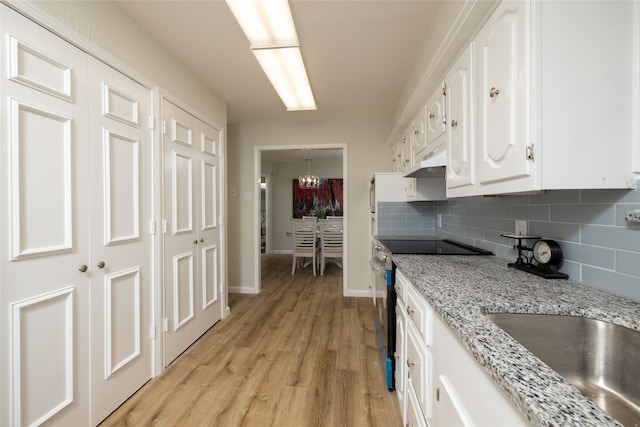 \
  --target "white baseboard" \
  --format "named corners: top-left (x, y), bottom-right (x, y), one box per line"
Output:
top-left (228, 285), bottom-right (259, 294)
top-left (267, 249), bottom-right (292, 255)
top-left (344, 289), bottom-right (374, 298)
